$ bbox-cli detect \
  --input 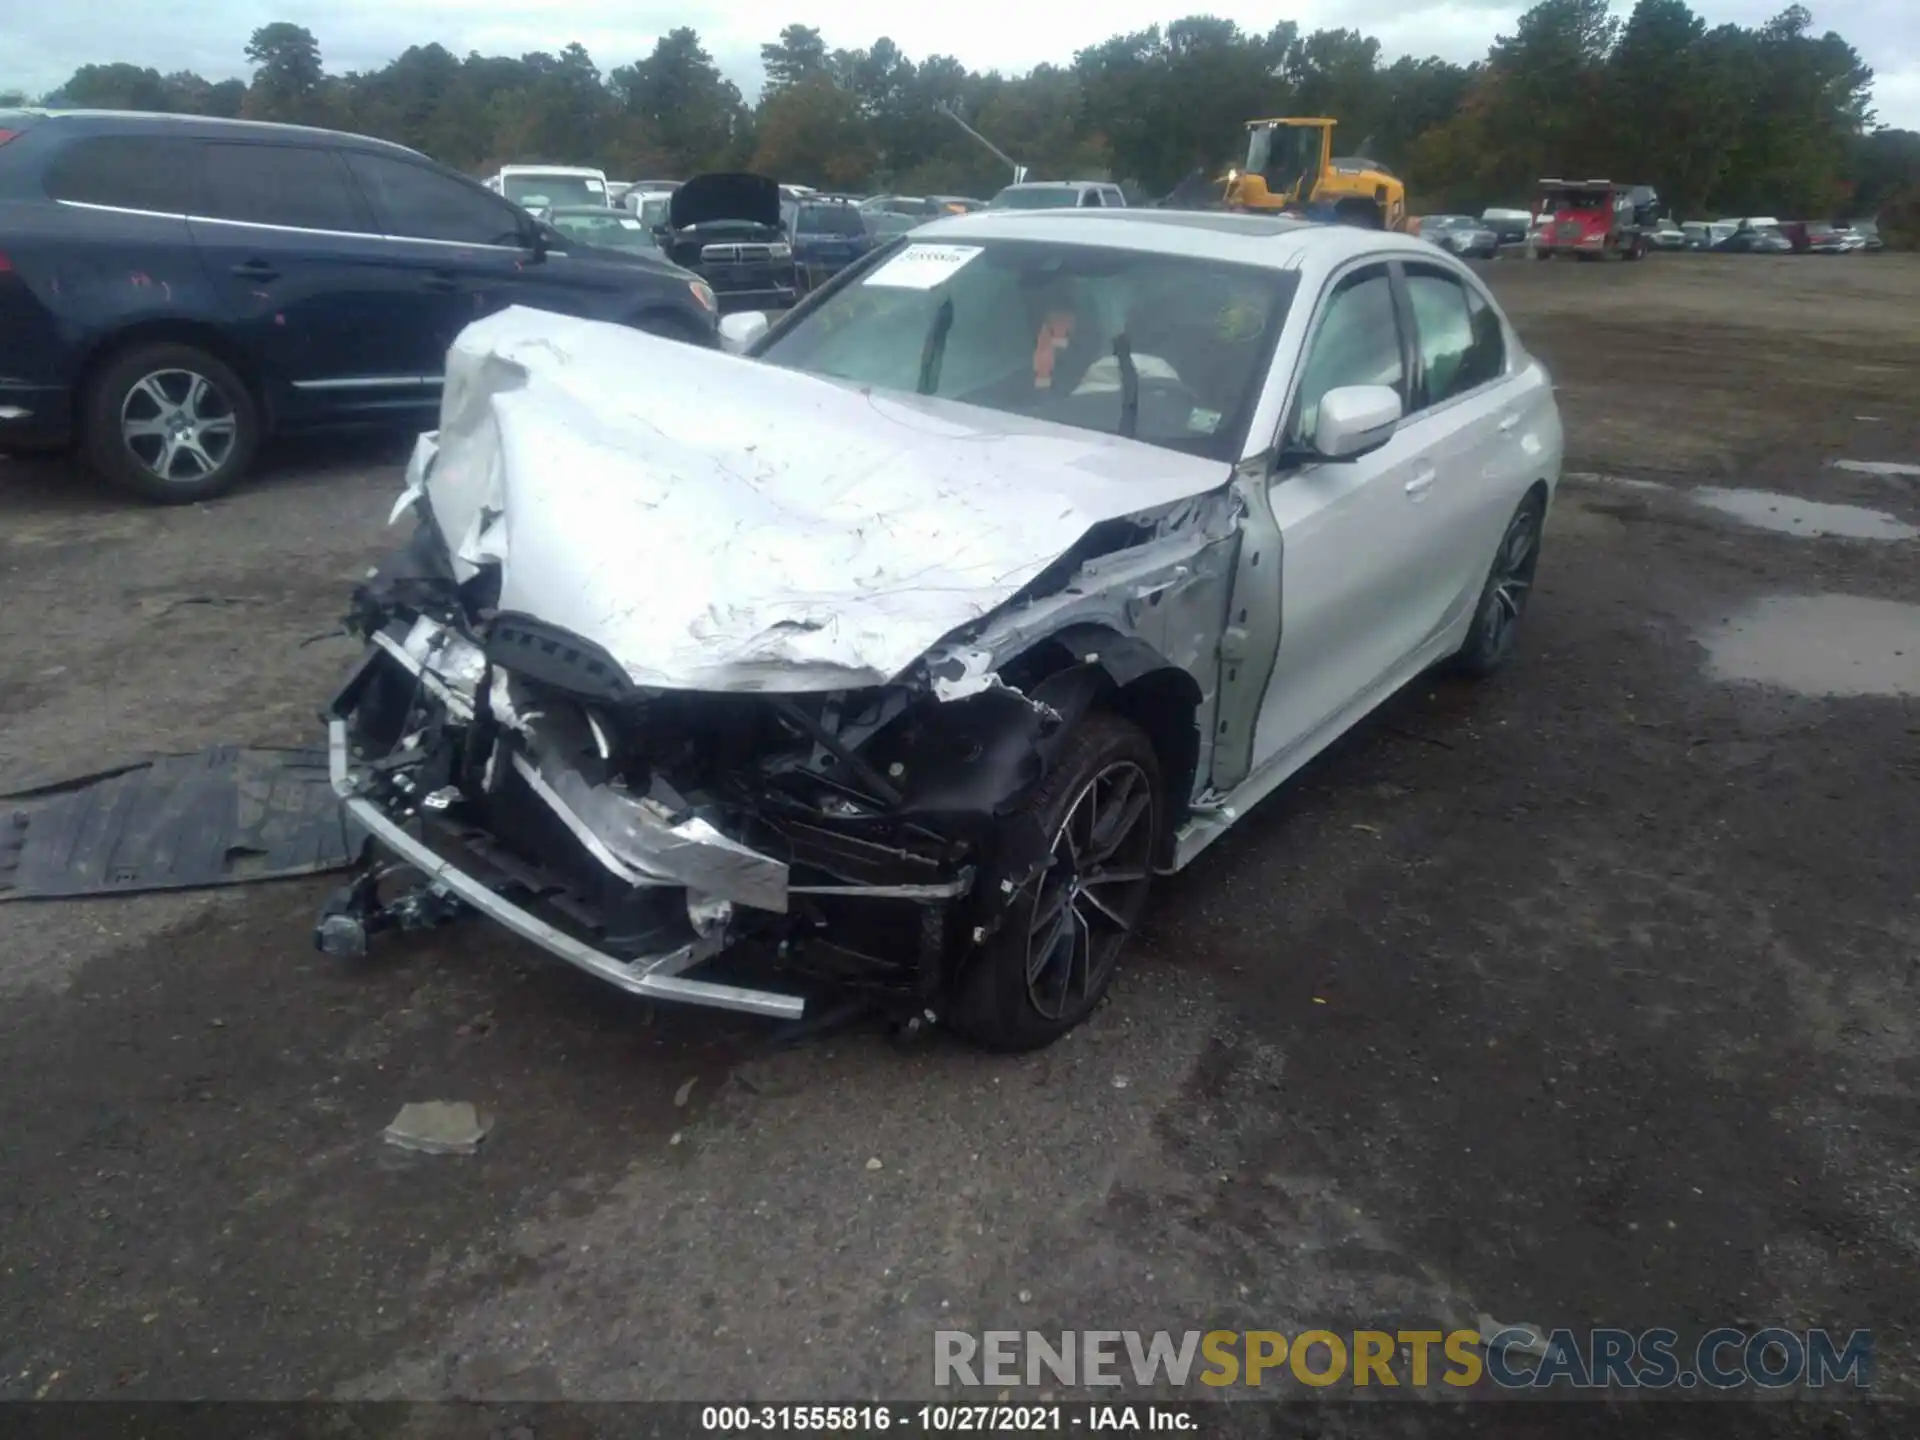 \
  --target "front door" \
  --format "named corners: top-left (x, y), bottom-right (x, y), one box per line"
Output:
top-left (339, 149), bottom-right (547, 366)
top-left (1242, 263), bottom-right (1438, 776)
